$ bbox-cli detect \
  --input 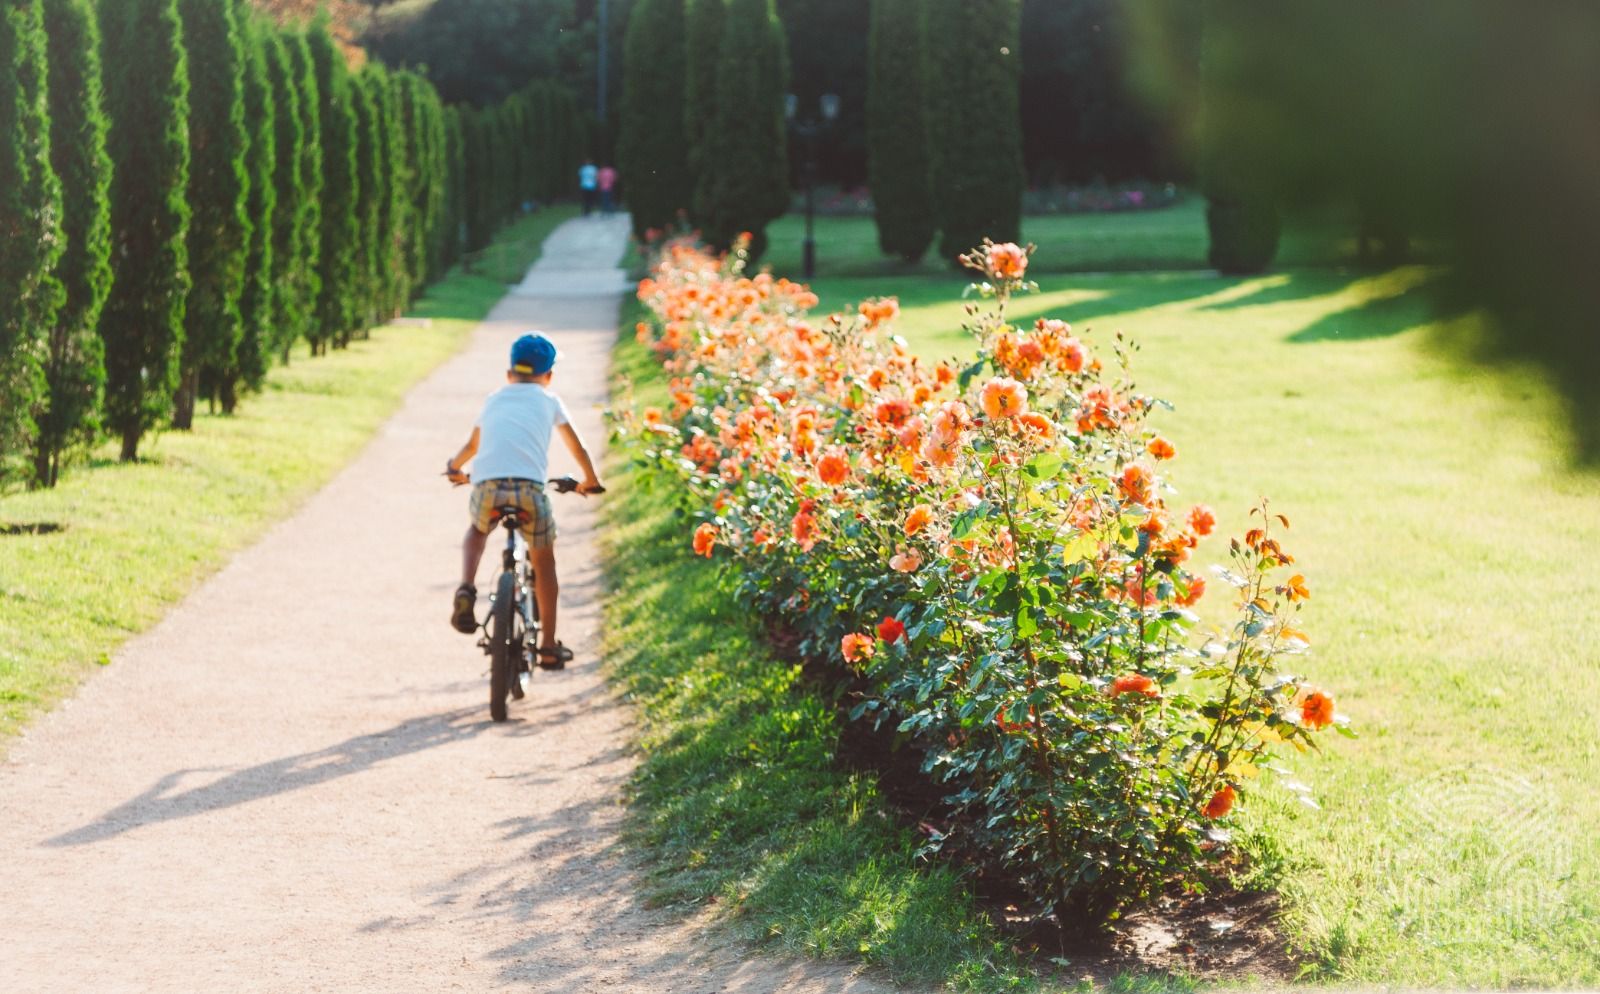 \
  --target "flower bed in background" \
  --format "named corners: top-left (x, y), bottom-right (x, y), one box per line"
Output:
top-left (613, 237), bottom-right (1349, 930)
